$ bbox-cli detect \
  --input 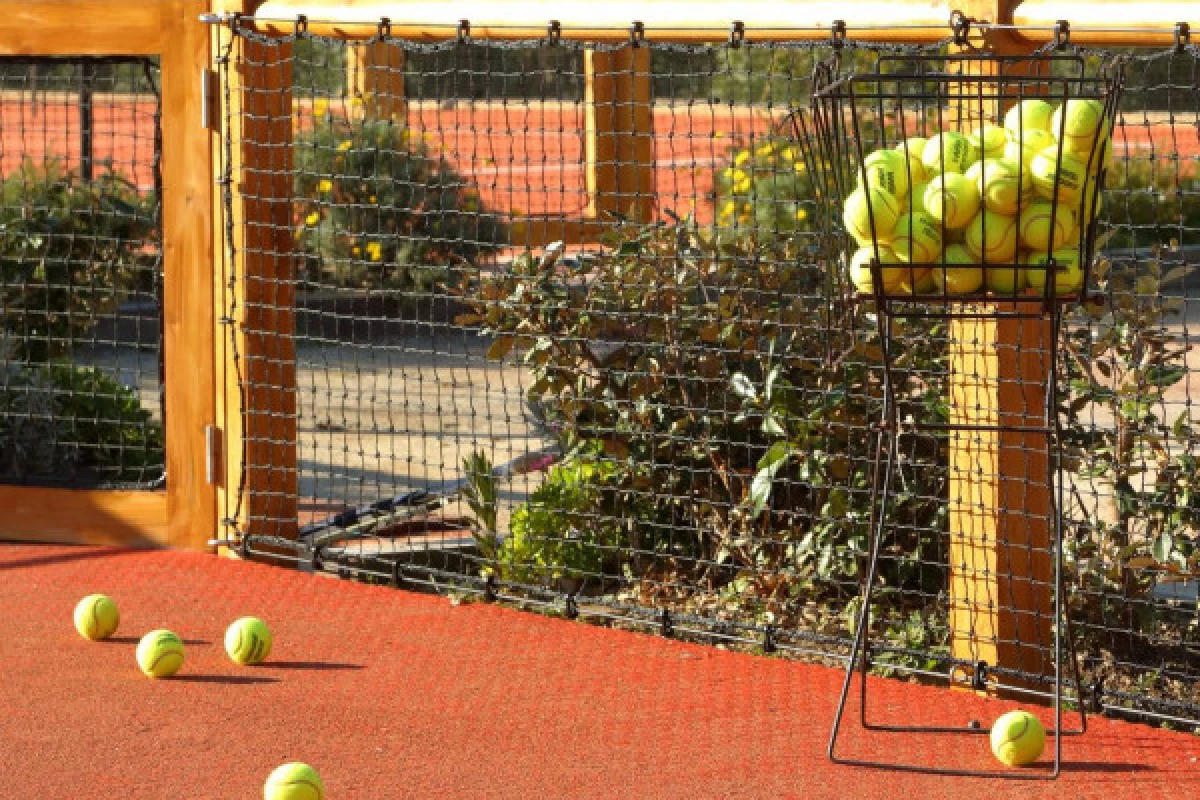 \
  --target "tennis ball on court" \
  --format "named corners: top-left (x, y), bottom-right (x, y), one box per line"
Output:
top-left (843, 187), bottom-right (901, 246)
top-left (989, 710), bottom-right (1046, 767)
top-left (1030, 146), bottom-right (1088, 207)
top-left (74, 594), bottom-right (120, 641)
top-left (1003, 128), bottom-right (1056, 179)
top-left (968, 158), bottom-right (1030, 216)
top-left (969, 123), bottom-right (1008, 159)
top-left (847, 244), bottom-right (905, 293)
top-left (1024, 248), bottom-right (1084, 294)
top-left (857, 148), bottom-right (911, 200)
top-left (931, 244), bottom-right (983, 295)
top-left (893, 136), bottom-right (929, 184)
top-left (1018, 201), bottom-right (1077, 251)
top-left (923, 173), bottom-right (980, 230)
top-left (964, 210), bottom-right (1019, 265)
top-left (921, 131), bottom-right (977, 175)
top-left (225, 616), bottom-right (273, 666)
top-left (264, 762), bottom-right (325, 800)
top-left (136, 629), bottom-right (185, 678)
top-left (890, 211), bottom-right (942, 264)
top-left (1003, 99), bottom-right (1055, 137)
top-left (1050, 98), bottom-right (1106, 157)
